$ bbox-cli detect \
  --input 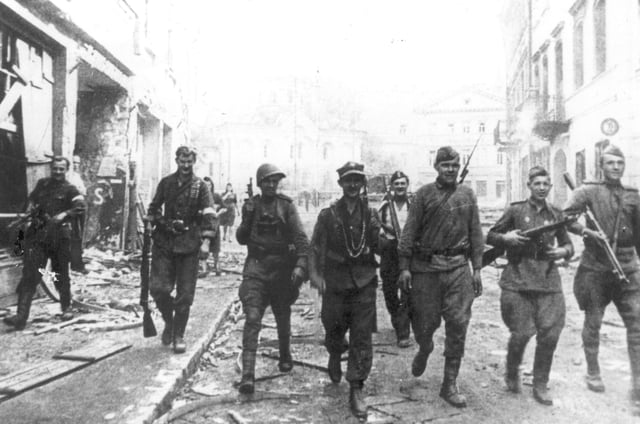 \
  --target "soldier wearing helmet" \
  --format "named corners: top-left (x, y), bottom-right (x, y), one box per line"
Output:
top-left (236, 163), bottom-right (309, 394)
